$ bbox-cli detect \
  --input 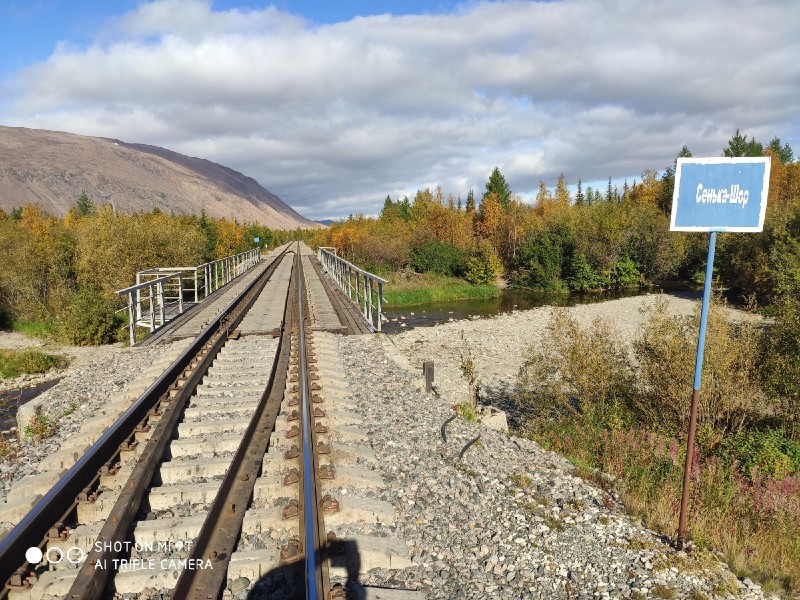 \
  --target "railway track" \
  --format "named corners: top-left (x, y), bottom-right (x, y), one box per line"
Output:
top-left (0, 242), bottom-right (414, 600)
